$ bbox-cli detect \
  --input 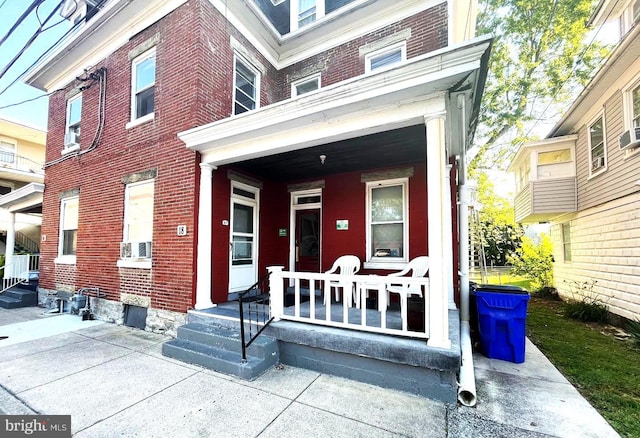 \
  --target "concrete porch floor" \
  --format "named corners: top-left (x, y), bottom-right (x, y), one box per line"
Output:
top-left (0, 306), bottom-right (619, 437)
